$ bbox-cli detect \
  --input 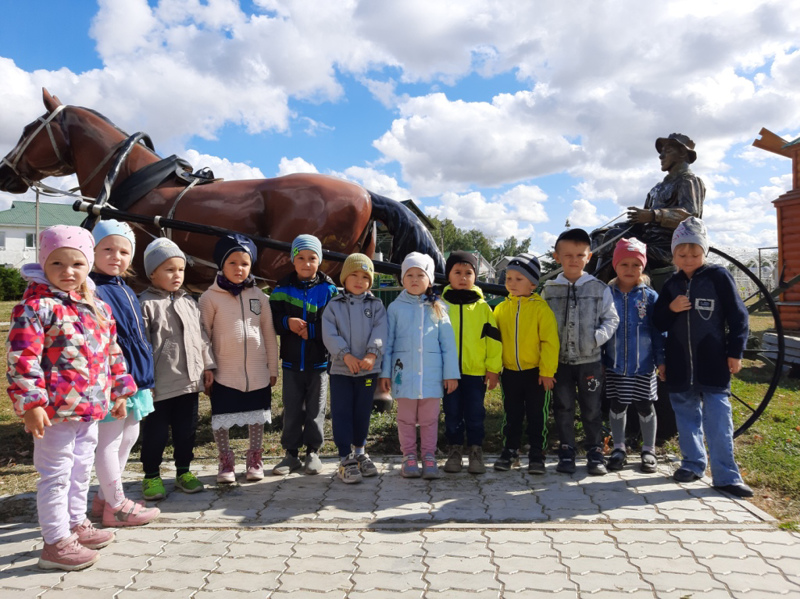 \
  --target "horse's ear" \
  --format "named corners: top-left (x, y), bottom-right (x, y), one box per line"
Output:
top-left (42, 88), bottom-right (62, 112)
